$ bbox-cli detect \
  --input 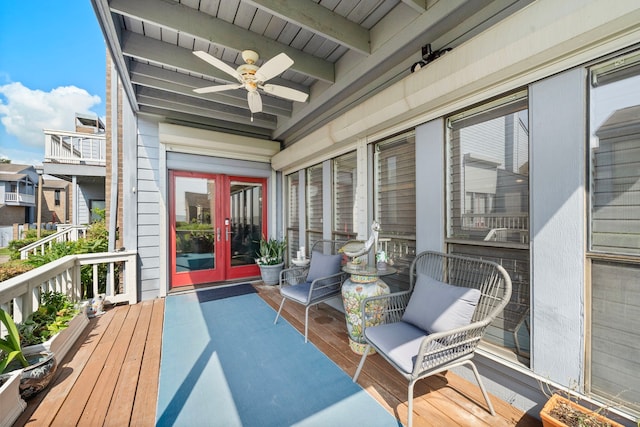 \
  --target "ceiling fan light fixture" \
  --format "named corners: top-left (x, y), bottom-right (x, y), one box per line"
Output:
top-left (241, 50), bottom-right (259, 65)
